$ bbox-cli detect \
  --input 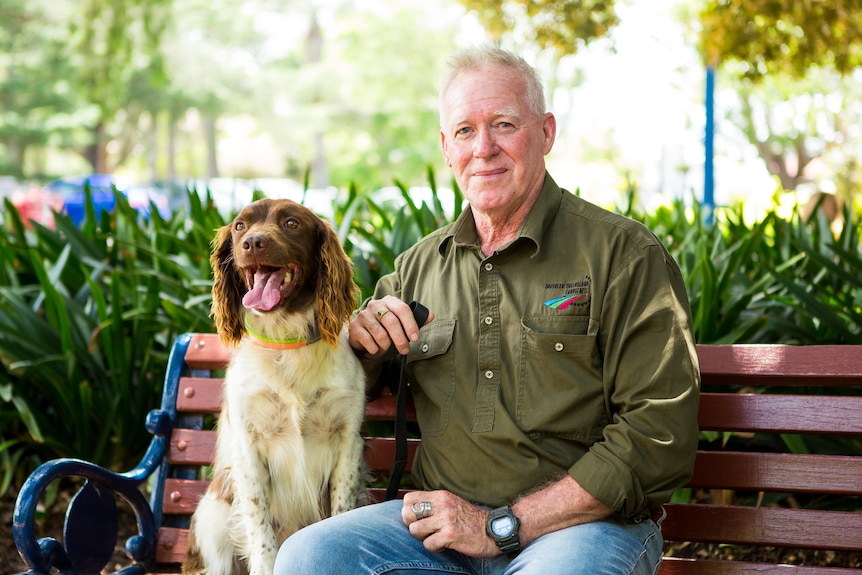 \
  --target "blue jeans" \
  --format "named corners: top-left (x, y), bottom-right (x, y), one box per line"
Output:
top-left (274, 500), bottom-right (664, 575)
